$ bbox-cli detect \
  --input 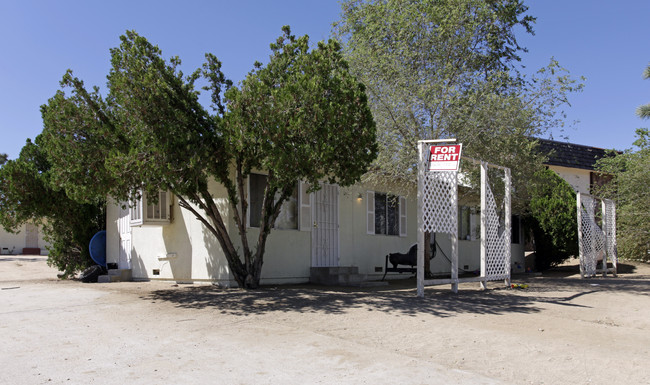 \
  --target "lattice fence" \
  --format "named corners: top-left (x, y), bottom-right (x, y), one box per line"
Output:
top-left (483, 163), bottom-right (511, 281)
top-left (577, 193), bottom-right (617, 277)
top-left (417, 140), bottom-right (511, 296)
top-left (420, 171), bottom-right (458, 235)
